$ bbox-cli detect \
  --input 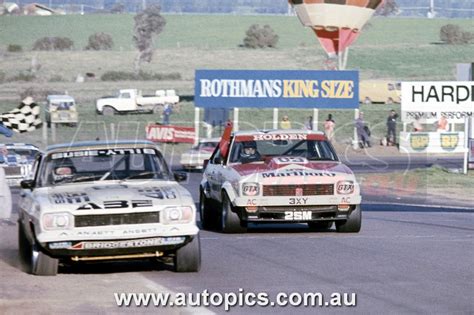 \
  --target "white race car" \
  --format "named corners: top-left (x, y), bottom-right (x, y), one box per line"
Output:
top-left (18, 140), bottom-right (200, 276)
top-left (0, 143), bottom-right (40, 186)
top-left (180, 138), bottom-right (219, 170)
top-left (200, 128), bottom-right (361, 233)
